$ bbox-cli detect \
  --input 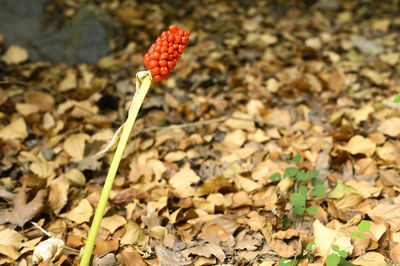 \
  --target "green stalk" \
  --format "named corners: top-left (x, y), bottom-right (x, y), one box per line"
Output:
top-left (80, 75), bottom-right (152, 266)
